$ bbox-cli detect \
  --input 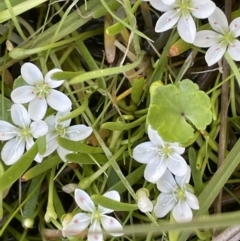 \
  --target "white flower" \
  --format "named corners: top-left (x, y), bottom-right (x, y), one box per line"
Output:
top-left (153, 167), bottom-right (199, 222)
top-left (148, 0), bottom-right (216, 43)
top-left (43, 111), bottom-right (93, 162)
top-left (136, 188), bottom-right (153, 213)
top-left (132, 126), bottom-right (188, 183)
top-left (194, 7), bottom-right (240, 66)
top-left (0, 104), bottom-right (48, 165)
top-left (62, 189), bottom-right (124, 240)
top-left (11, 62), bottom-right (72, 121)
